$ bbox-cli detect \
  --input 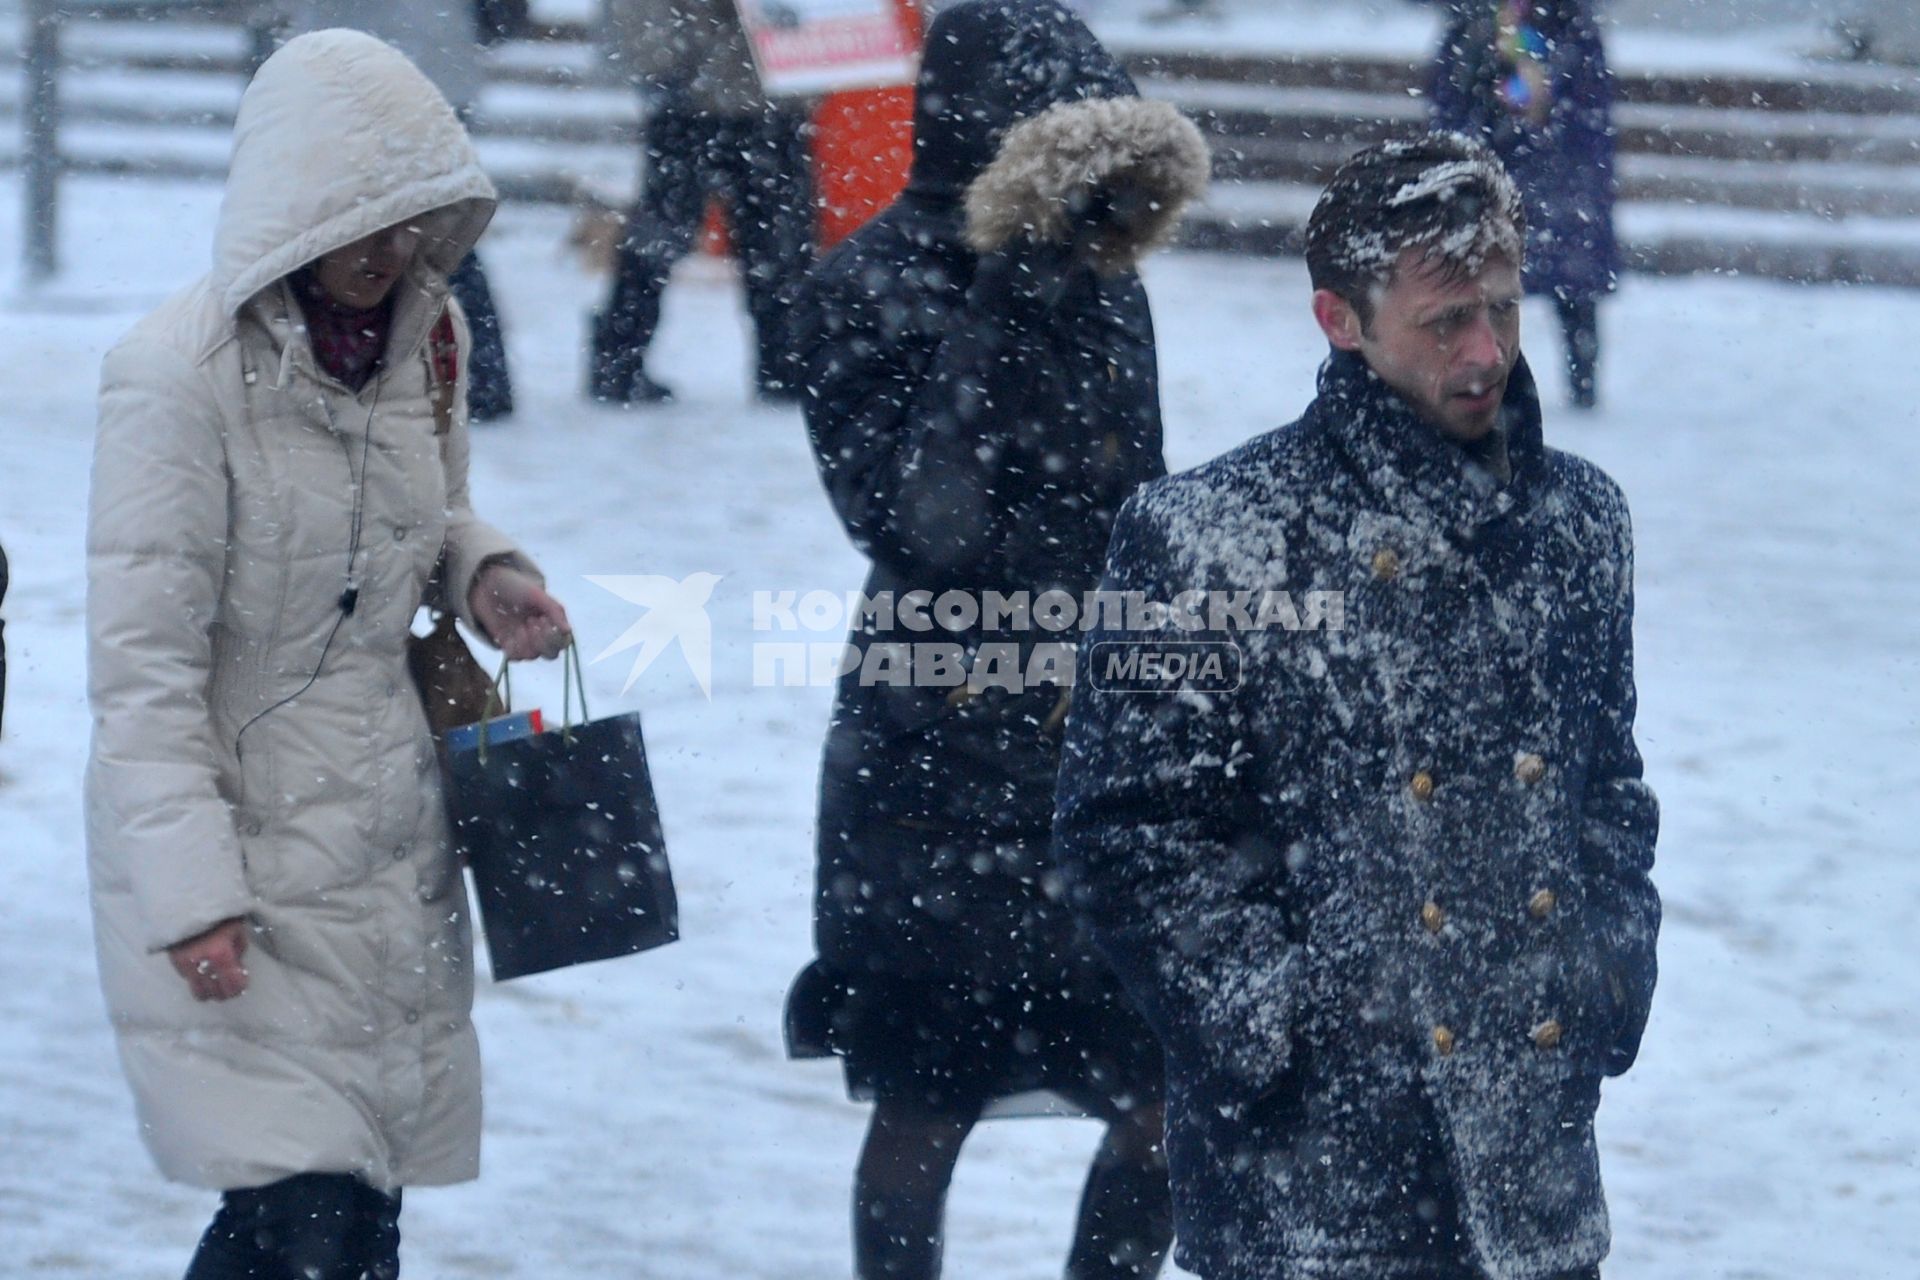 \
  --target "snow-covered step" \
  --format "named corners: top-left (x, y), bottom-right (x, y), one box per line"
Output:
top-left (1621, 154), bottom-right (1920, 219)
top-left (13, 14), bottom-right (1920, 283)
top-left (1615, 100), bottom-right (1920, 165)
top-left (0, 60), bottom-right (642, 147)
top-left (1175, 128), bottom-right (1920, 220)
top-left (1136, 76), bottom-right (1920, 168)
top-left (1120, 43), bottom-right (1920, 117)
top-left (1620, 200), bottom-right (1920, 285)
top-left (0, 119), bottom-right (638, 207)
top-left (1121, 49), bottom-right (1422, 98)
top-left (1178, 178), bottom-right (1920, 286)
top-left (0, 17), bottom-right (606, 86)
